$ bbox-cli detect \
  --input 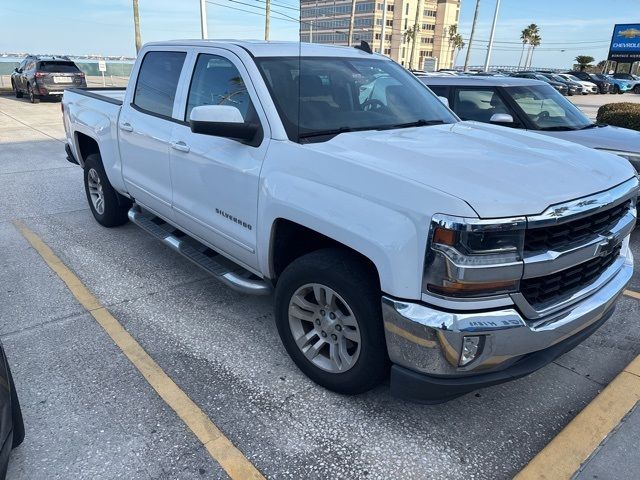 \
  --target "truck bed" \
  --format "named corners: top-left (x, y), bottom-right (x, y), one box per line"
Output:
top-left (65, 87), bottom-right (126, 105)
